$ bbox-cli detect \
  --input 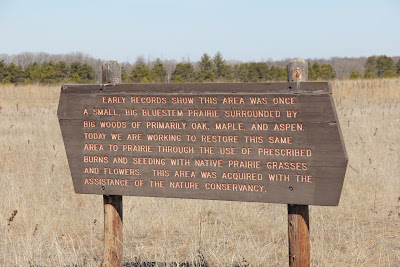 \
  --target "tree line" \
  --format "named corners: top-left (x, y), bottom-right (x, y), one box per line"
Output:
top-left (0, 53), bottom-right (399, 85)
top-left (124, 53), bottom-right (293, 83)
top-left (0, 60), bottom-right (96, 84)
top-left (349, 55), bottom-right (400, 79)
